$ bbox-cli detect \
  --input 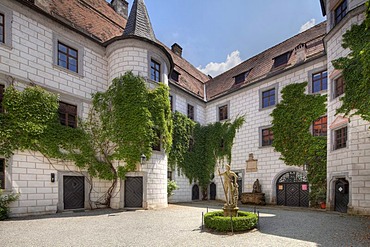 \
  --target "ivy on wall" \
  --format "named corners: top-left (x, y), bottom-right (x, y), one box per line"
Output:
top-left (0, 72), bottom-right (172, 207)
top-left (271, 82), bottom-right (327, 205)
top-left (169, 112), bottom-right (245, 199)
top-left (332, 0), bottom-right (370, 122)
